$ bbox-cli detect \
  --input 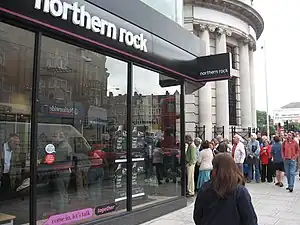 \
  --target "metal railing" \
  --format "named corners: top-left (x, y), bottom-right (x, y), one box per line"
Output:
top-left (195, 125), bottom-right (205, 140)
